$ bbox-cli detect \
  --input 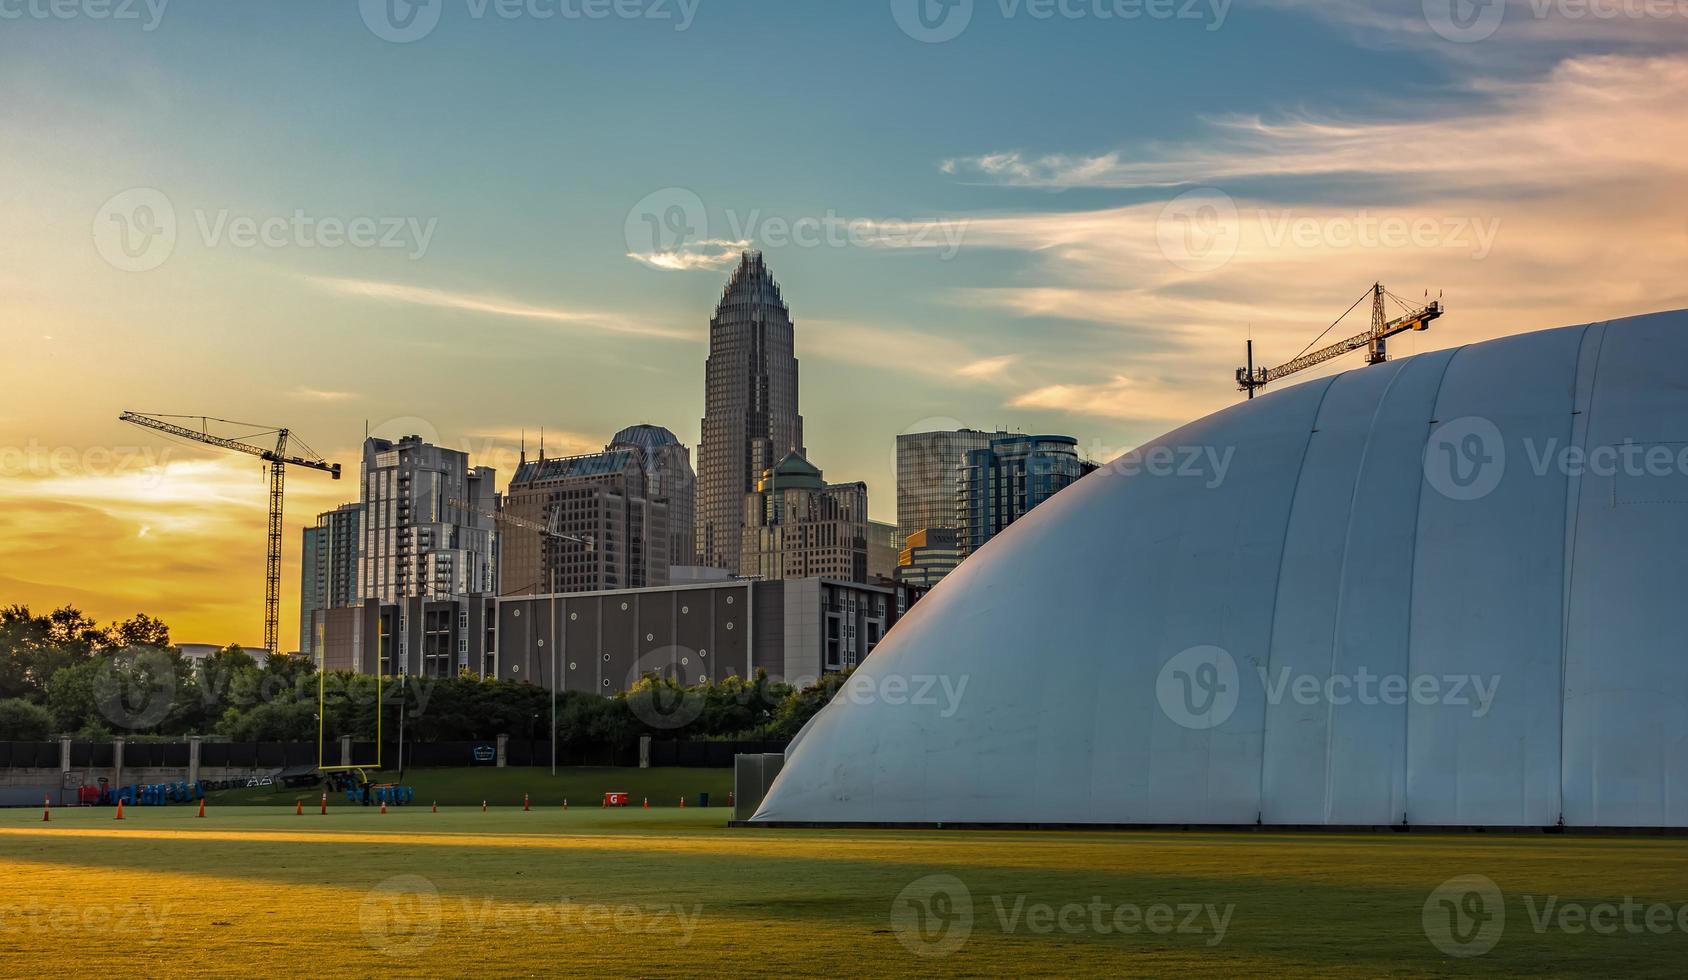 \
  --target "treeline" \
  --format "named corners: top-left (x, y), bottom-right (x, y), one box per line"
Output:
top-left (0, 604), bottom-right (841, 747)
